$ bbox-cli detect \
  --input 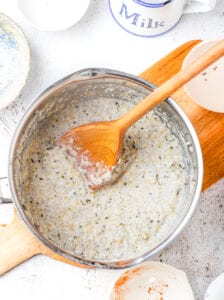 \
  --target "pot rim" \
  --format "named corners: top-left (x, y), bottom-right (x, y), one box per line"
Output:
top-left (8, 68), bottom-right (203, 269)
